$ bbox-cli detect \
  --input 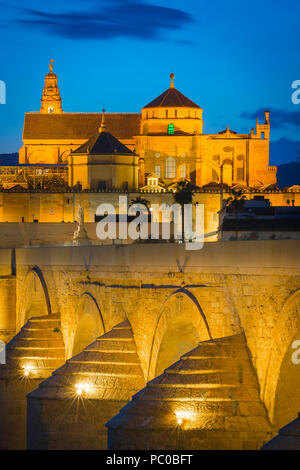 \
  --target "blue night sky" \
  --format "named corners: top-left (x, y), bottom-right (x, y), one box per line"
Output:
top-left (0, 0), bottom-right (300, 164)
